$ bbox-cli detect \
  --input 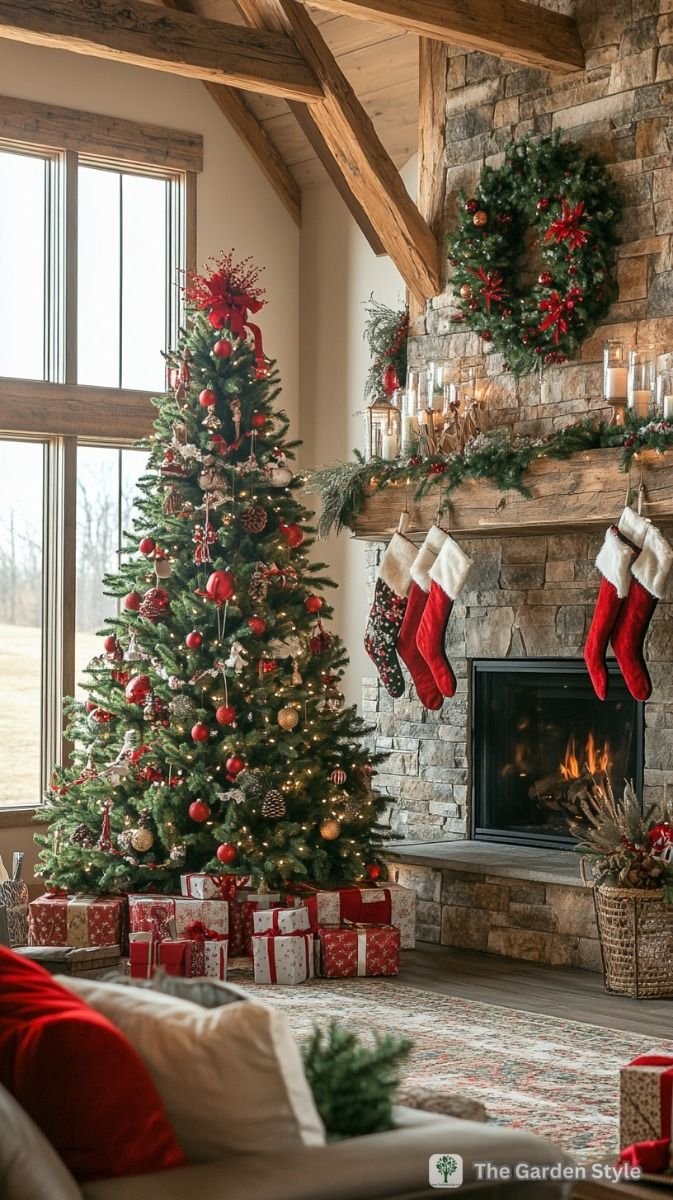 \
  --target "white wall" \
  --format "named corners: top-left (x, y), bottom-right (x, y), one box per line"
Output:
top-left (298, 162), bottom-right (416, 706)
top-left (0, 40), bottom-right (300, 873)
